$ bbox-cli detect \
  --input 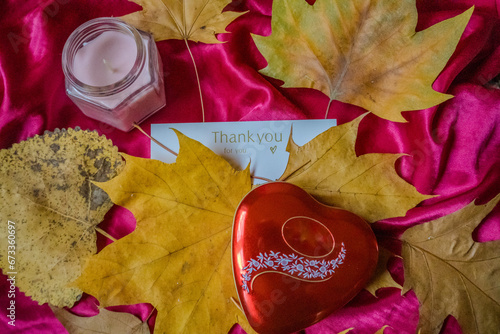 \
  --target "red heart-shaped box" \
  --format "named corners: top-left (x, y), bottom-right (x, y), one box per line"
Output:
top-left (232, 182), bottom-right (378, 334)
